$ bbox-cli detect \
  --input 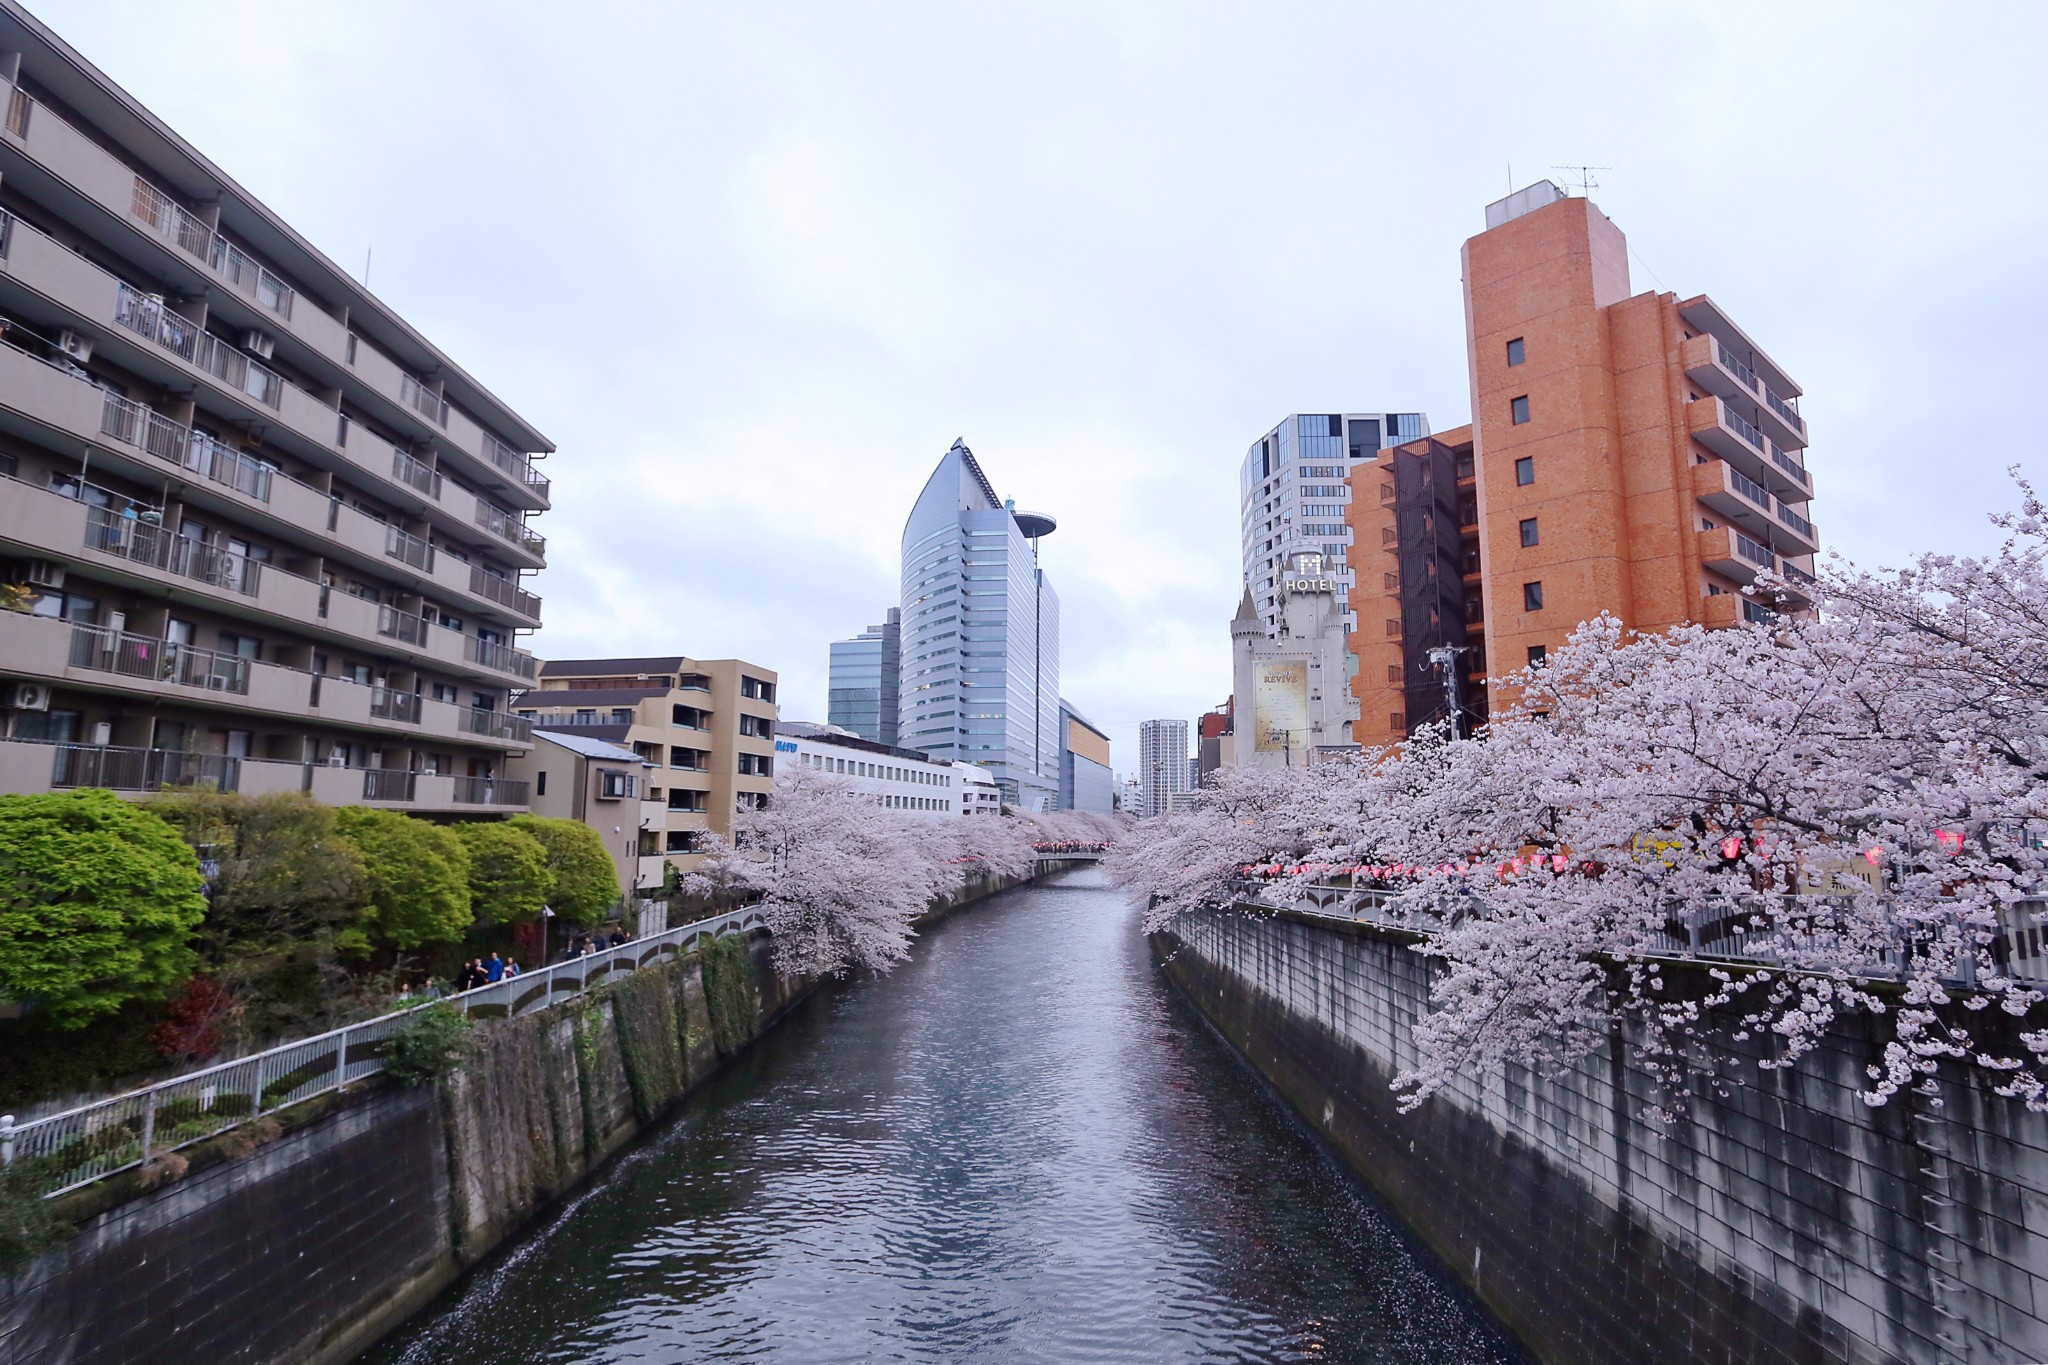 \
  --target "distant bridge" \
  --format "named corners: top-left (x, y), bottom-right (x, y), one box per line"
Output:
top-left (1034, 845), bottom-right (1109, 863)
